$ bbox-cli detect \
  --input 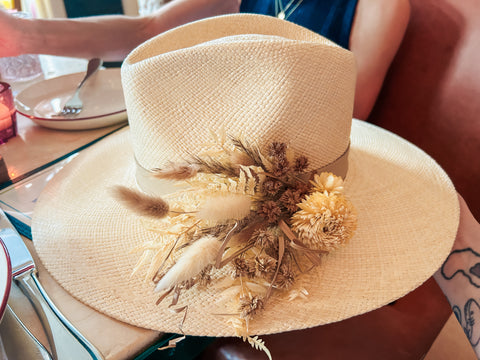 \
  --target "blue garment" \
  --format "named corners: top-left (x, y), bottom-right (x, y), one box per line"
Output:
top-left (240, 0), bottom-right (359, 49)
top-left (64, 0), bottom-right (124, 18)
